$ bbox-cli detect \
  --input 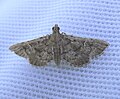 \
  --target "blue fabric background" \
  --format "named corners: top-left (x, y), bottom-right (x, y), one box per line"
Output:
top-left (0, 0), bottom-right (120, 99)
